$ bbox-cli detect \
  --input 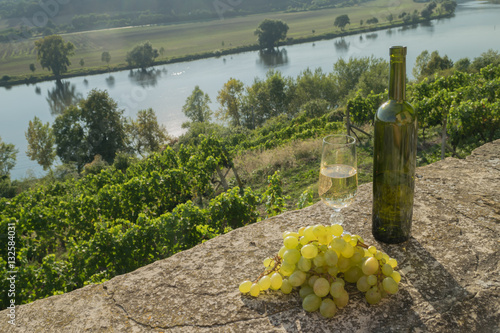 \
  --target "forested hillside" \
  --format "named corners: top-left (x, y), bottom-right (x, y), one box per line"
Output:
top-left (1, 50), bottom-right (499, 310)
top-left (0, 0), bottom-right (370, 30)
